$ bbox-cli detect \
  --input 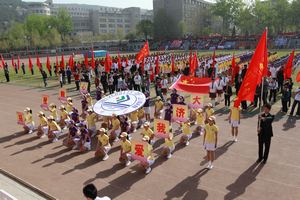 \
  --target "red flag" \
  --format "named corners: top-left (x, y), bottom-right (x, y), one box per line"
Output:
top-left (17, 55), bottom-right (20, 70)
top-left (46, 55), bottom-right (51, 71)
top-left (171, 53), bottom-right (175, 74)
top-left (170, 75), bottom-right (211, 94)
top-left (69, 55), bottom-right (74, 71)
top-left (189, 50), bottom-right (193, 66)
top-left (28, 56), bottom-right (33, 71)
top-left (0, 54), bottom-right (5, 68)
top-left (11, 55), bottom-right (15, 68)
top-left (60, 53), bottom-right (65, 70)
top-left (236, 29), bottom-right (268, 103)
top-left (190, 52), bottom-right (198, 76)
top-left (155, 54), bottom-right (159, 75)
top-left (91, 50), bottom-right (95, 69)
top-left (117, 53), bottom-right (122, 71)
top-left (231, 54), bottom-right (236, 83)
top-left (212, 51), bottom-right (216, 67)
top-left (84, 53), bottom-right (89, 68)
top-left (296, 71), bottom-right (300, 82)
top-left (36, 54), bottom-right (42, 69)
top-left (136, 41), bottom-right (150, 64)
top-left (105, 52), bottom-right (112, 73)
top-left (283, 50), bottom-right (295, 80)
top-left (56, 53), bottom-right (58, 72)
